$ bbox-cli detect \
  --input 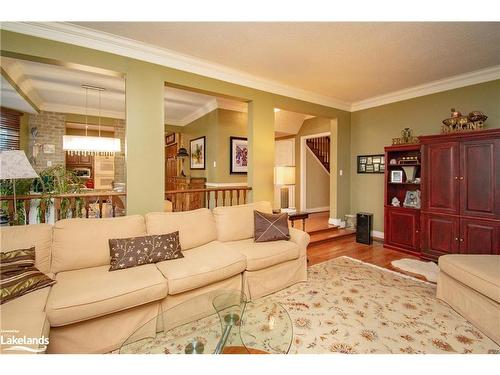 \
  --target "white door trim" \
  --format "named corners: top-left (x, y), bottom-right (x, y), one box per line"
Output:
top-left (300, 131), bottom-right (331, 212)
